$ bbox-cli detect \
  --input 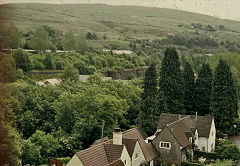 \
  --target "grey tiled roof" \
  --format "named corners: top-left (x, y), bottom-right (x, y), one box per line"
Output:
top-left (157, 113), bottom-right (213, 138)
